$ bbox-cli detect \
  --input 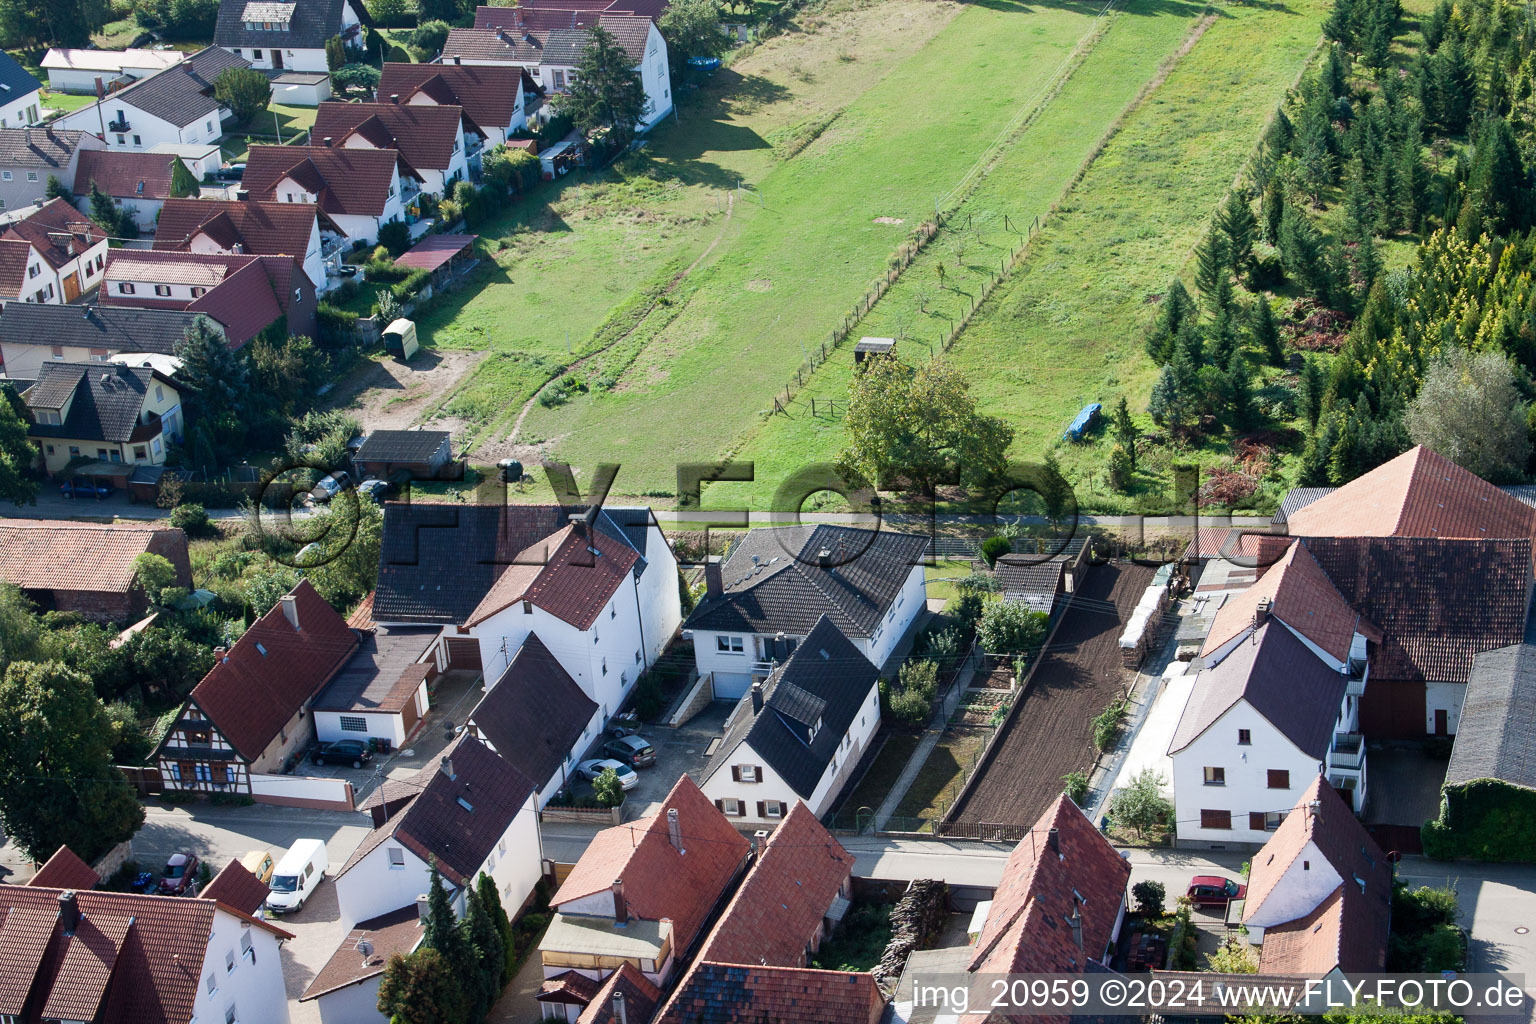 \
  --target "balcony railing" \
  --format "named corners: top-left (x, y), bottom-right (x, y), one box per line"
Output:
top-left (107, 117), bottom-right (130, 133)
top-left (1329, 732), bottom-right (1365, 771)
